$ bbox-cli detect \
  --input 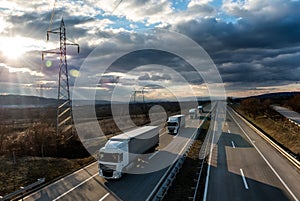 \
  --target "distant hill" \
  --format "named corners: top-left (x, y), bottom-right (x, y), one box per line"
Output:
top-left (0, 95), bottom-right (57, 108)
top-left (235, 92), bottom-right (300, 101)
top-left (0, 95), bottom-right (113, 108)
